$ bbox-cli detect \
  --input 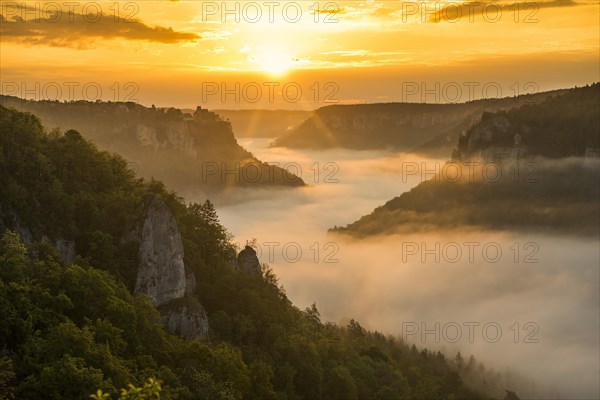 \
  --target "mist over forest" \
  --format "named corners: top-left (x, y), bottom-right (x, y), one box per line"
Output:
top-left (1, 1), bottom-right (599, 399)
